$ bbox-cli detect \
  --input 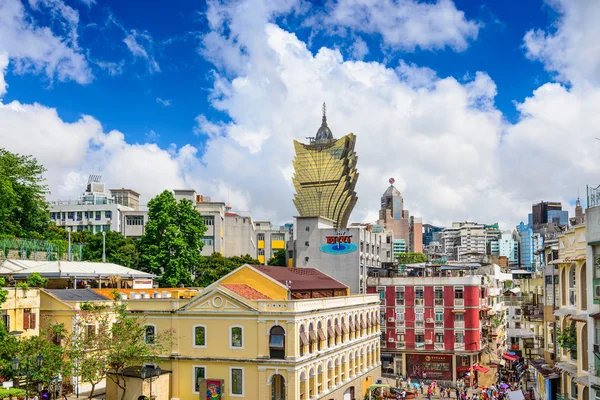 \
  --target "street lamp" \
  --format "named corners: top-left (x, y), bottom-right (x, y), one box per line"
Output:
top-left (12, 354), bottom-right (44, 399)
top-left (141, 366), bottom-right (161, 400)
